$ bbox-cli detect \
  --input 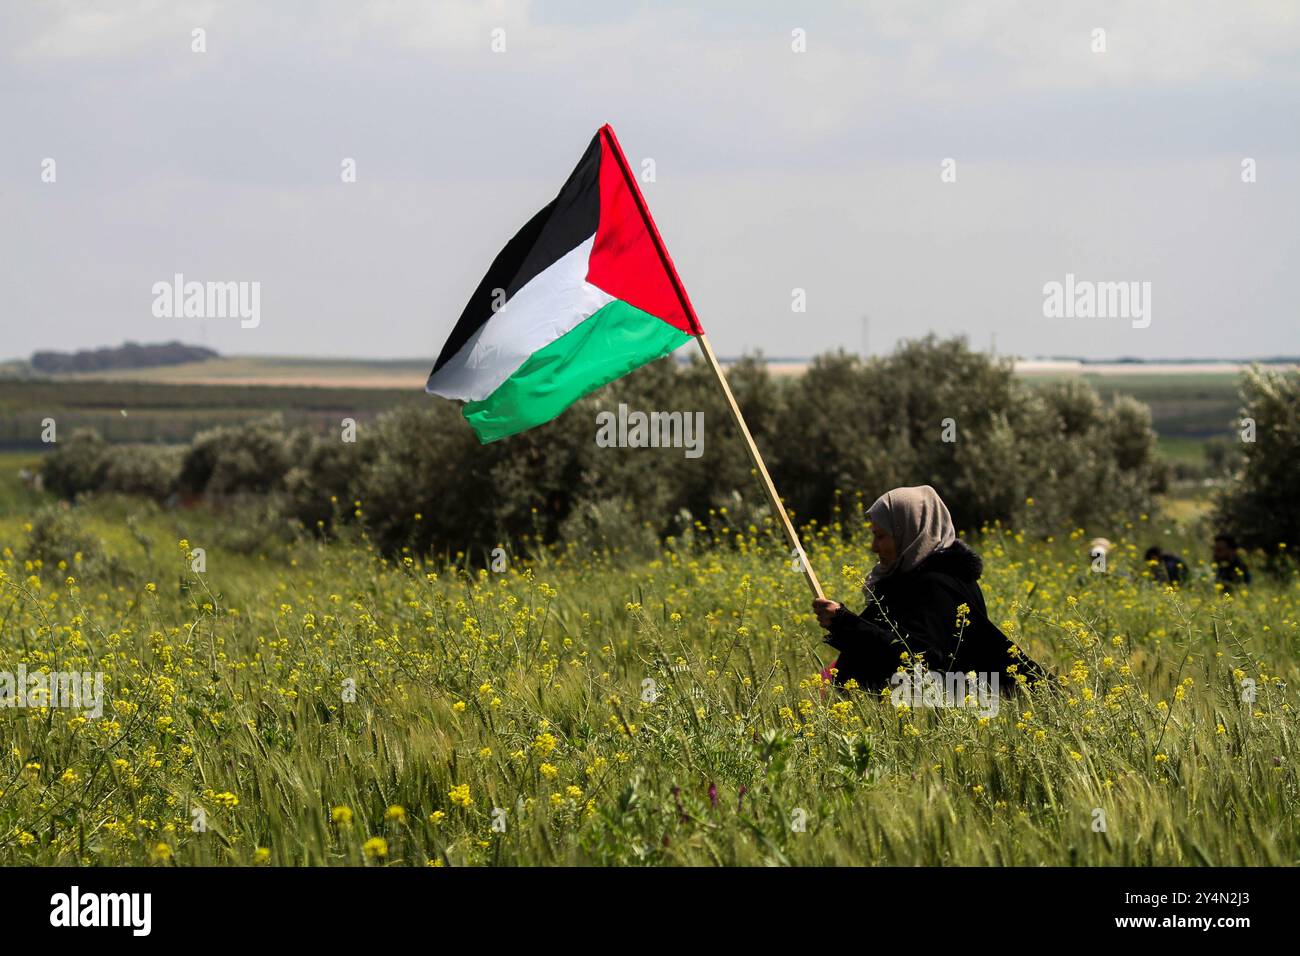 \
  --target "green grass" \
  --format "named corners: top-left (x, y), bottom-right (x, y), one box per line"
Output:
top-left (0, 484), bottom-right (1294, 866)
top-left (1157, 436), bottom-right (1209, 466)
top-left (0, 380), bottom-right (424, 447)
